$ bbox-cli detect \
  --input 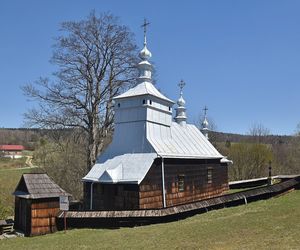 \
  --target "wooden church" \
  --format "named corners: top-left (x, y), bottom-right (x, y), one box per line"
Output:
top-left (83, 25), bottom-right (231, 210)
